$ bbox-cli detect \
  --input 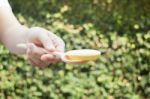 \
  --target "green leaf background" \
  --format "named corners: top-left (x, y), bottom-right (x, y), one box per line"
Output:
top-left (0, 0), bottom-right (150, 99)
